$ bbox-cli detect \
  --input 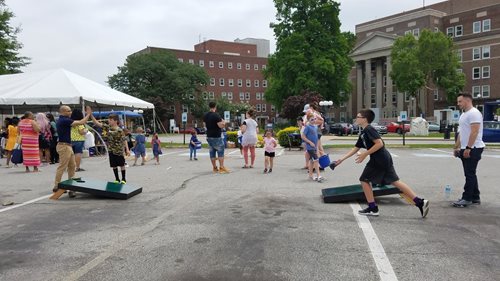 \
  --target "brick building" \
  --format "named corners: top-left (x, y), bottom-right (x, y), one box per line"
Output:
top-left (134, 39), bottom-right (274, 129)
top-left (342, 0), bottom-right (500, 124)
